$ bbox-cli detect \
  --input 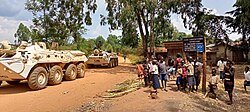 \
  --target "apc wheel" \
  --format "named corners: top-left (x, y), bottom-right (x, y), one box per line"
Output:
top-left (112, 59), bottom-right (115, 67)
top-left (116, 59), bottom-right (119, 66)
top-left (77, 63), bottom-right (86, 78)
top-left (28, 67), bottom-right (48, 90)
top-left (108, 61), bottom-right (112, 68)
top-left (6, 81), bottom-right (20, 85)
top-left (64, 64), bottom-right (77, 81)
top-left (48, 65), bottom-right (63, 85)
top-left (114, 59), bottom-right (117, 66)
